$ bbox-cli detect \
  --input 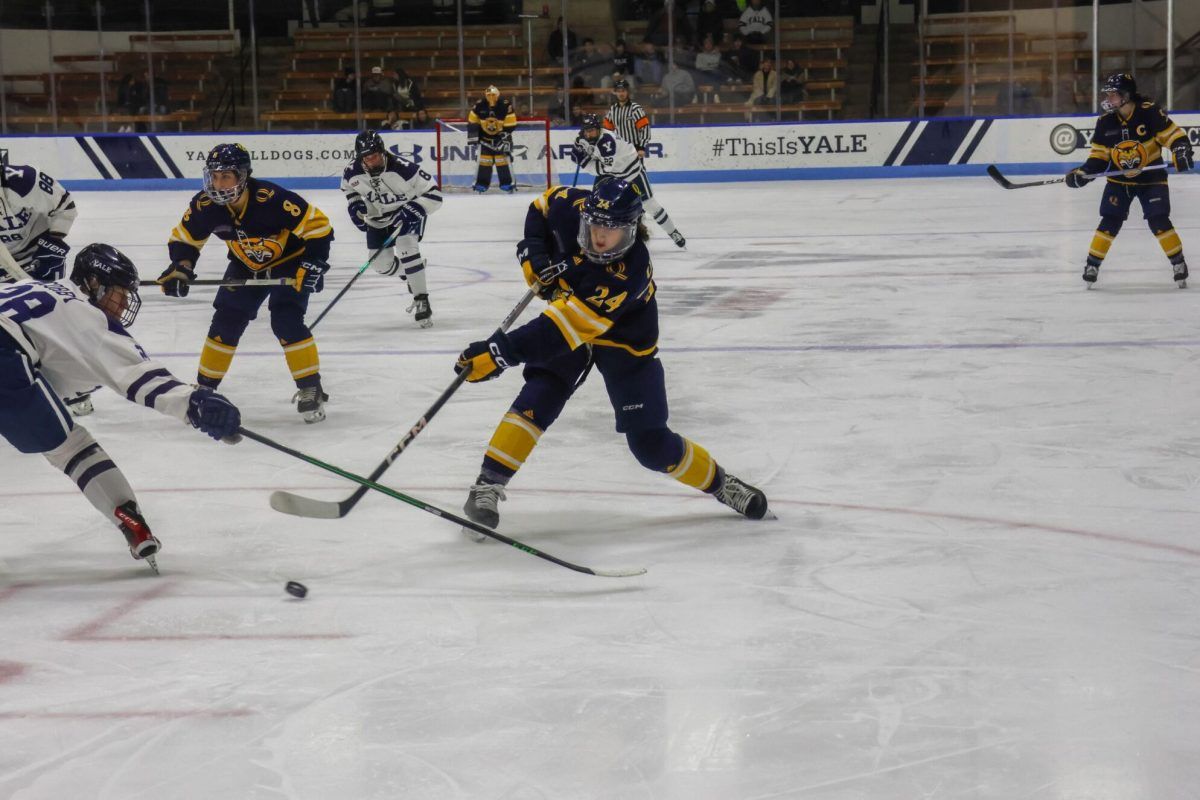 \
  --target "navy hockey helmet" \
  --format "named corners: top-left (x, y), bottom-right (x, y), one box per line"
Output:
top-left (202, 143), bottom-right (252, 205)
top-left (613, 79), bottom-right (630, 91)
top-left (354, 129), bottom-right (388, 176)
top-left (579, 113), bottom-right (603, 141)
top-left (578, 178), bottom-right (643, 264)
top-left (1100, 73), bottom-right (1137, 114)
top-left (70, 243), bottom-right (141, 328)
